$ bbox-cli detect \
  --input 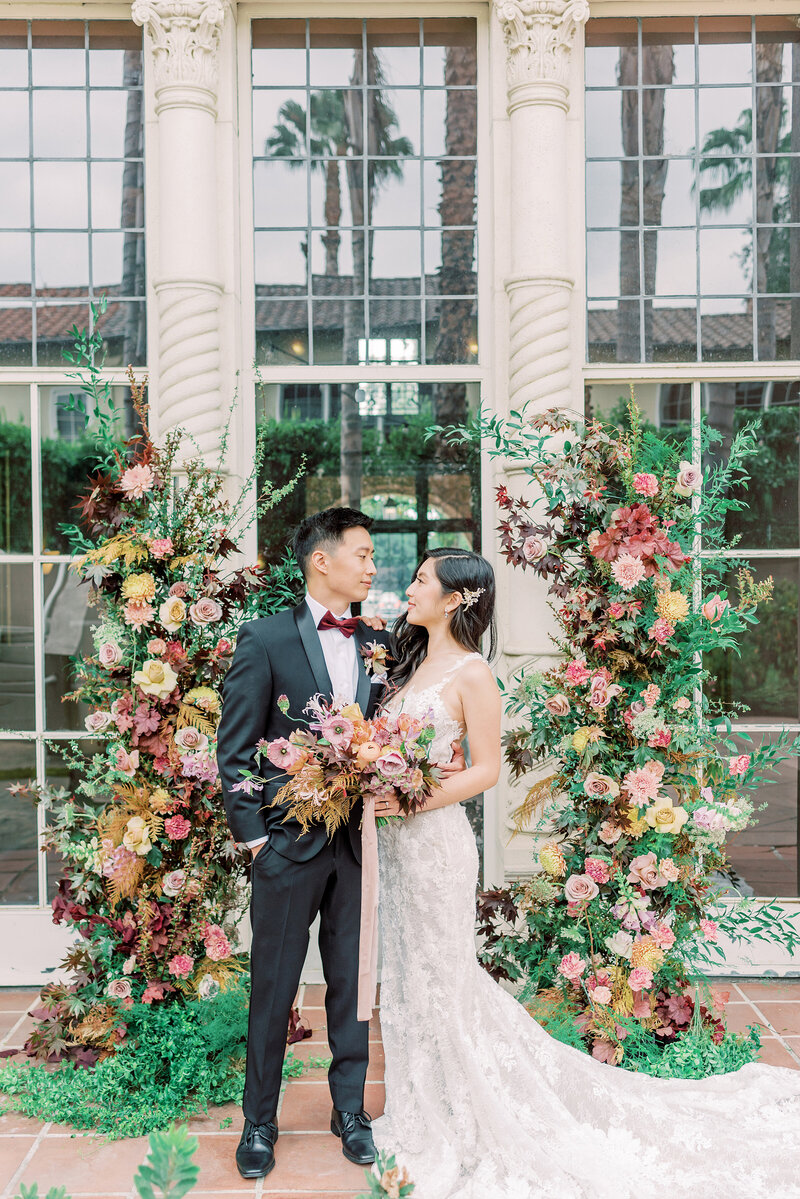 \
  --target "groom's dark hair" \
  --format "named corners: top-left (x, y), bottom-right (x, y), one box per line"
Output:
top-left (292, 507), bottom-right (374, 578)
